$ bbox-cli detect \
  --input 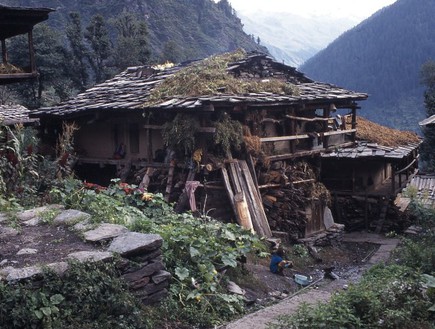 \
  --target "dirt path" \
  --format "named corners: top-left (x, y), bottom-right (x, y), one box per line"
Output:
top-left (220, 233), bottom-right (400, 329)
